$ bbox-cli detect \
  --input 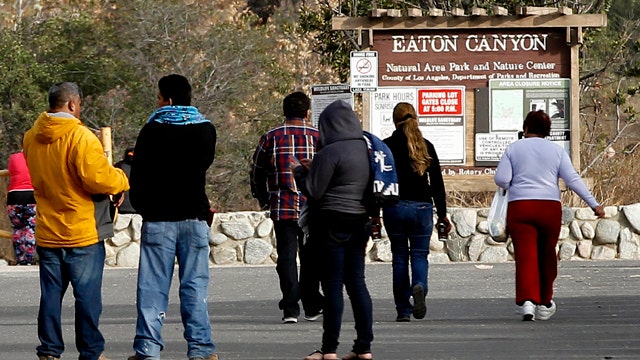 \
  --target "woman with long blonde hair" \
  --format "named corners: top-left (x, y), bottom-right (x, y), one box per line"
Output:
top-left (382, 102), bottom-right (451, 322)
